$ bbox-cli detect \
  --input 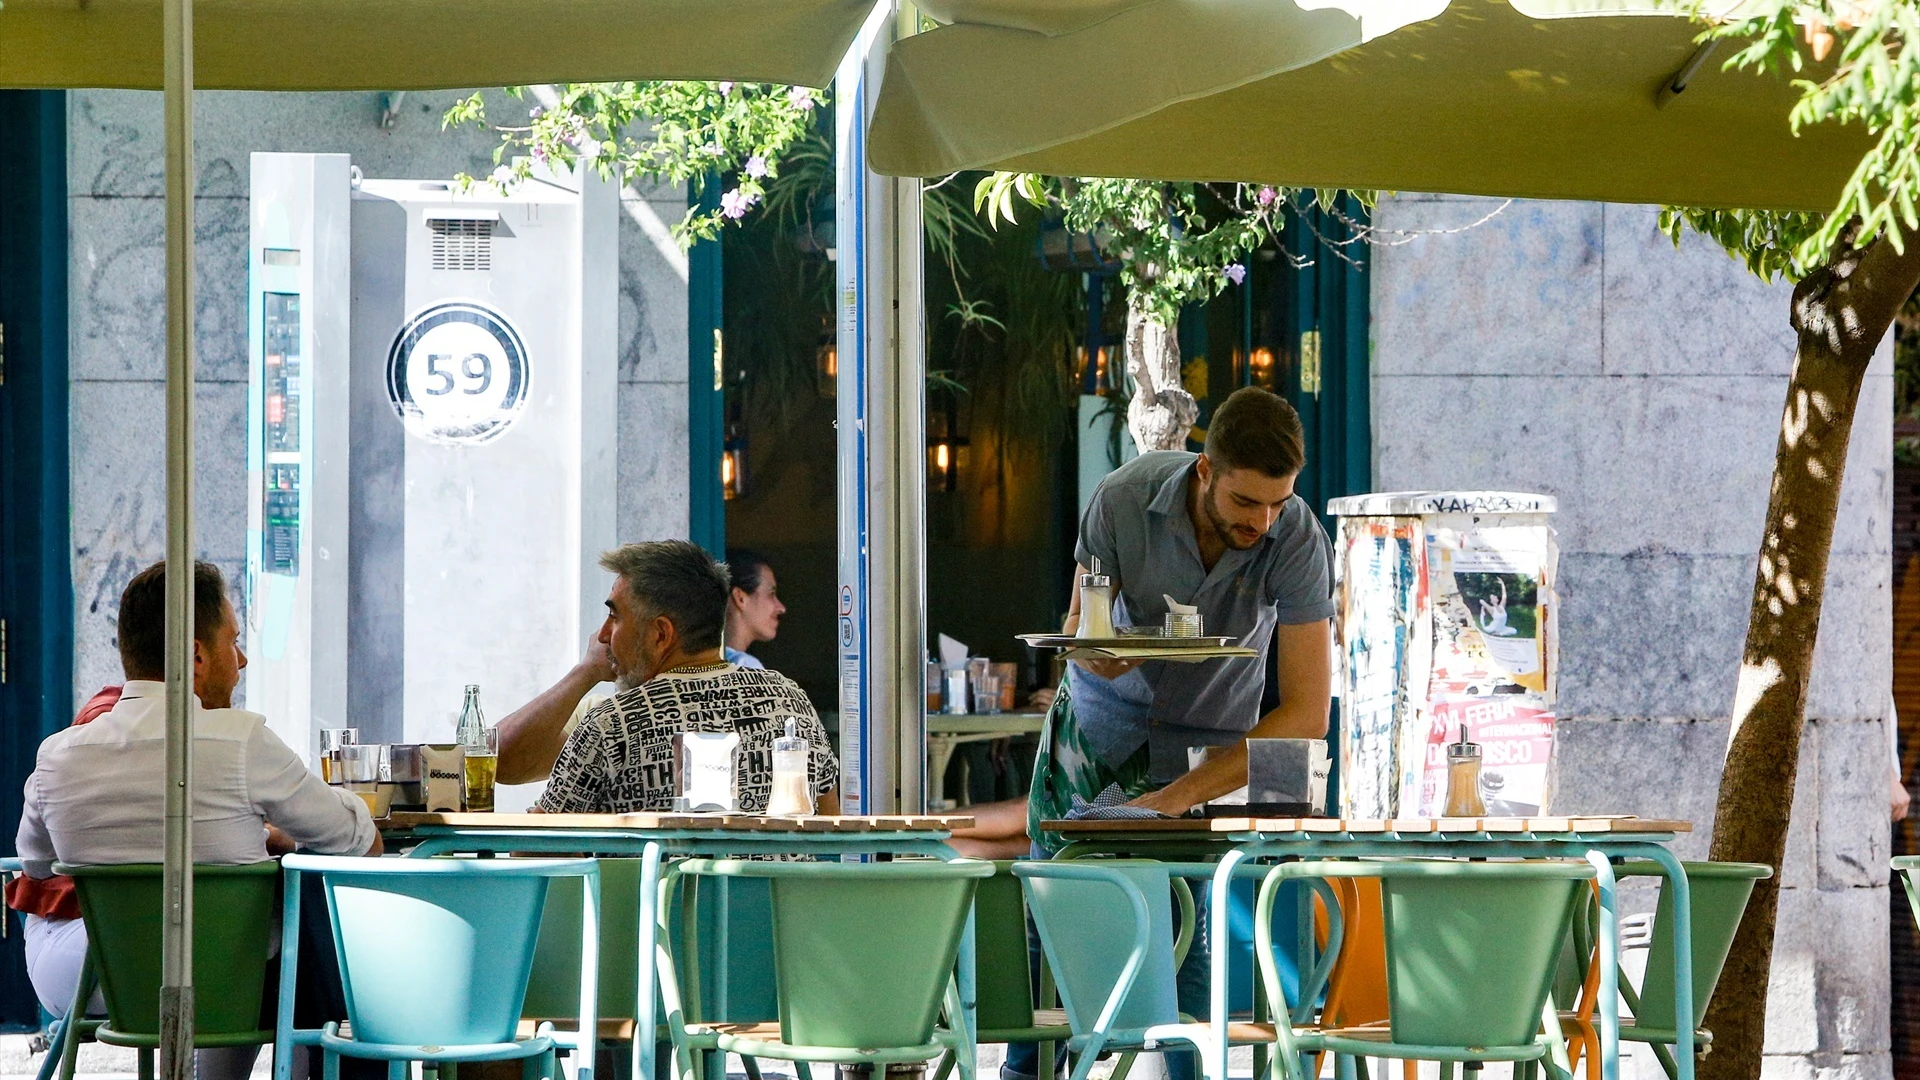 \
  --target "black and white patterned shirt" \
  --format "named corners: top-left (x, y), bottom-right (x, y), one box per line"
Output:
top-left (535, 663), bottom-right (840, 814)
